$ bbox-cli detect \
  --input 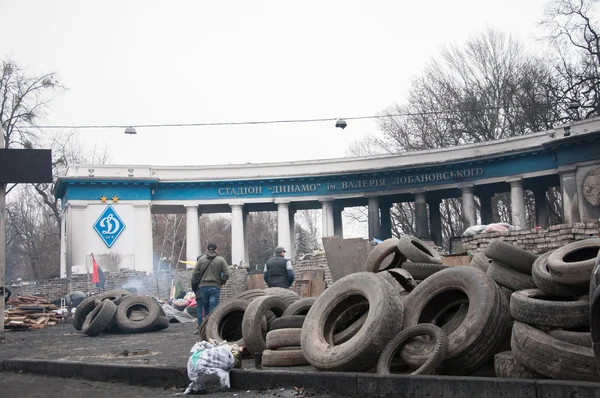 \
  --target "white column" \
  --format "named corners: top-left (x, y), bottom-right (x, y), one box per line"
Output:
top-left (60, 207), bottom-right (69, 278)
top-left (134, 202), bottom-right (154, 274)
top-left (185, 205), bottom-right (200, 262)
top-left (321, 200), bottom-right (335, 237)
top-left (509, 179), bottom-right (527, 230)
top-left (230, 204), bottom-right (245, 266)
top-left (243, 210), bottom-right (250, 267)
top-left (461, 186), bottom-right (477, 227)
top-left (277, 202), bottom-right (291, 252)
top-left (197, 213), bottom-right (203, 251)
top-left (289, 209), bottom-right (296, 259)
